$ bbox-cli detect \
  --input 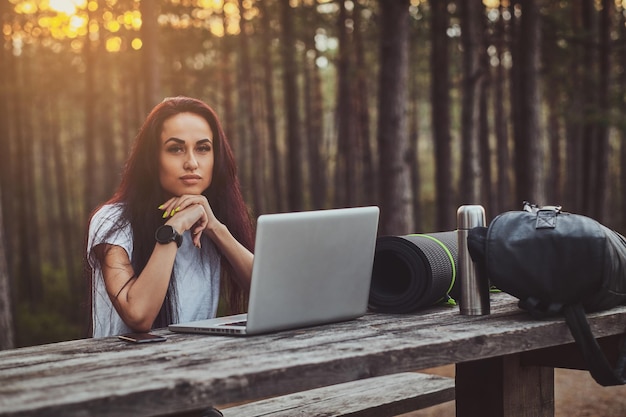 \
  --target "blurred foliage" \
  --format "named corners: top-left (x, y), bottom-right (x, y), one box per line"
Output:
top-left (15, 264), bottom-right (84, 346)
